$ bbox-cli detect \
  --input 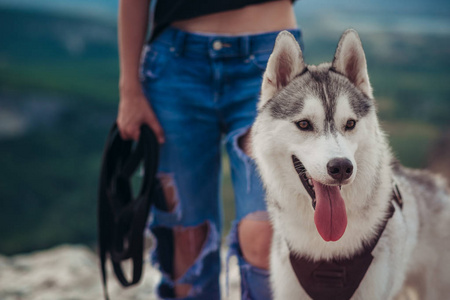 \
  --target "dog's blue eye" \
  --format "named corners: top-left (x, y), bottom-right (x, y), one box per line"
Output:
top-left (345, 119), bottom-right (356, 130)
top-left (296, 120), bottom-right (313, 131)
